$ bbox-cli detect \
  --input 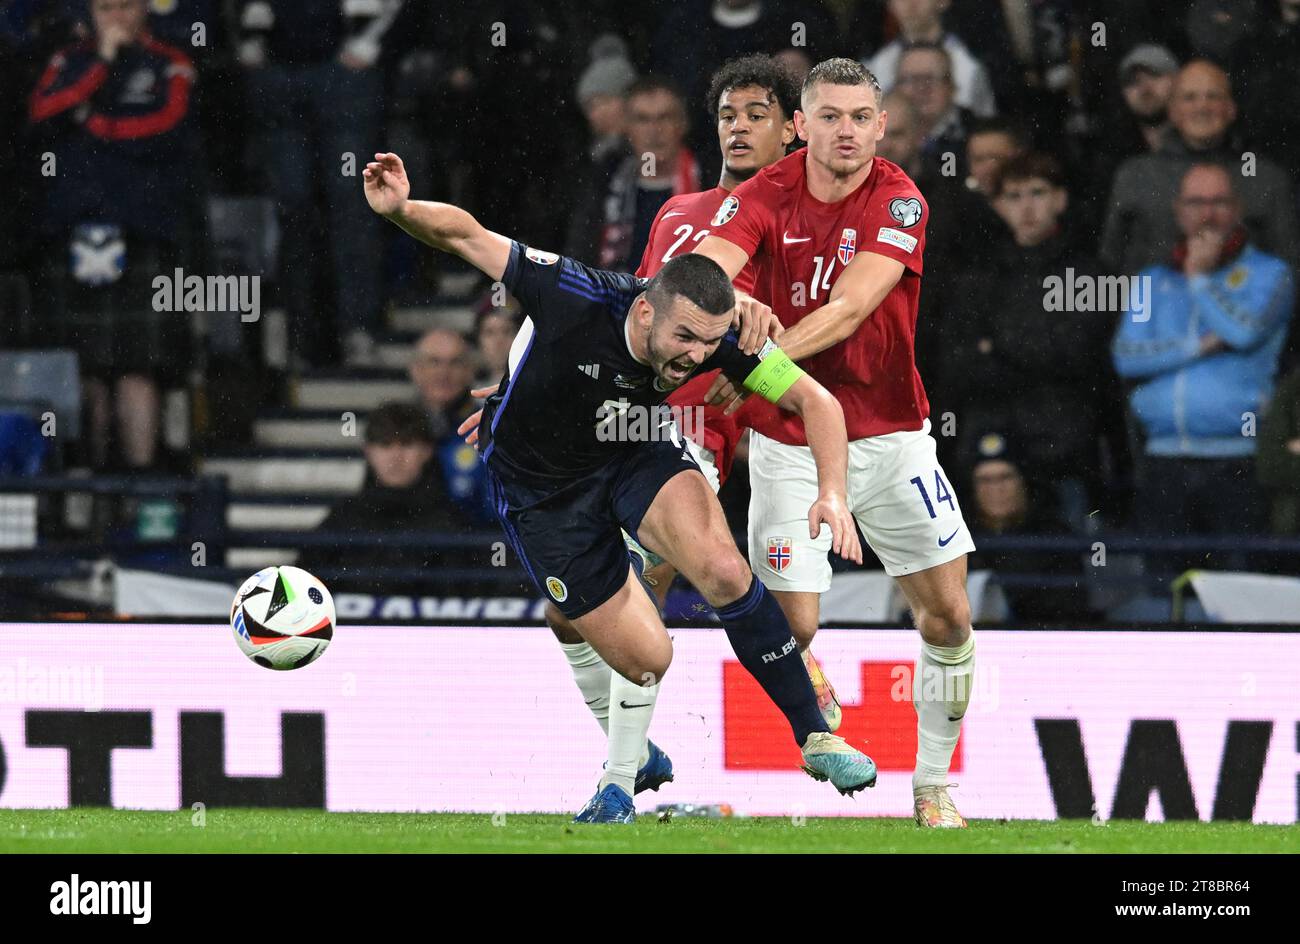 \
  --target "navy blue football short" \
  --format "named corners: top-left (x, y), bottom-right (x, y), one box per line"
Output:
top-left (487, 437), bottom-right (703, 619)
